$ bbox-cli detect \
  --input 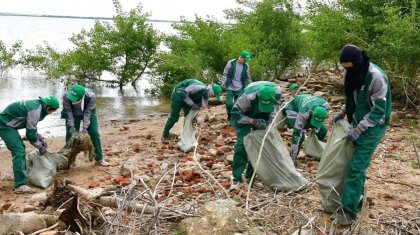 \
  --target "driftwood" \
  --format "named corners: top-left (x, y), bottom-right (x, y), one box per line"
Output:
top-left (98, 196), bottom-right (155, 214)
top-left (28, 222), bottom-right (59, 235)
top-left (65, 183), bottom-right (170, 216)
top-left (59, 194), bottom-right (88, 234)
top-left (66, 184), bottom-right (105, 201)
